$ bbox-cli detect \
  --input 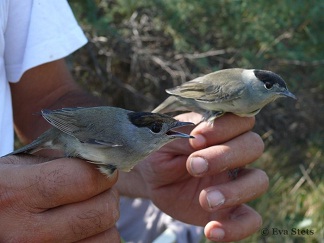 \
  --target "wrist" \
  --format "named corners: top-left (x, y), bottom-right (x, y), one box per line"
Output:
top-left (114, 168), bottom-right (149, 198)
